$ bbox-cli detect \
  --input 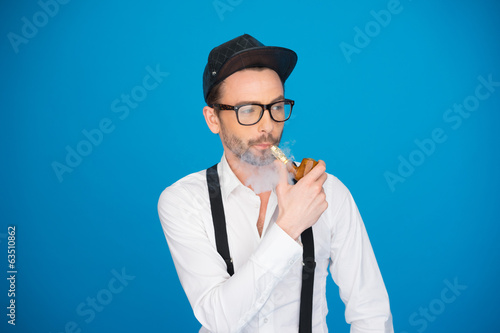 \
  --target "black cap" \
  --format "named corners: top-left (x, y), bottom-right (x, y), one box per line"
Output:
top-left (203, 34), bottom-right (297, 103)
